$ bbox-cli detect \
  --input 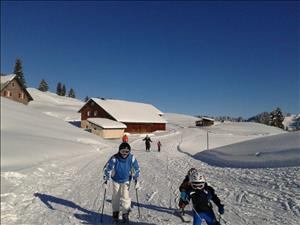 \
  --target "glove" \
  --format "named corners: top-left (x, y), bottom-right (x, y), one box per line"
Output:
top-left (135, 180), bottom-right (141, 190)
top-left (103, 175), bottom-right (109, 181)
top-left (218, 204), bottom-right (224, 214)
top-left (178, 200), bottom-right (186, 209)
top-left (102, 180), bottom-right (108, 189)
